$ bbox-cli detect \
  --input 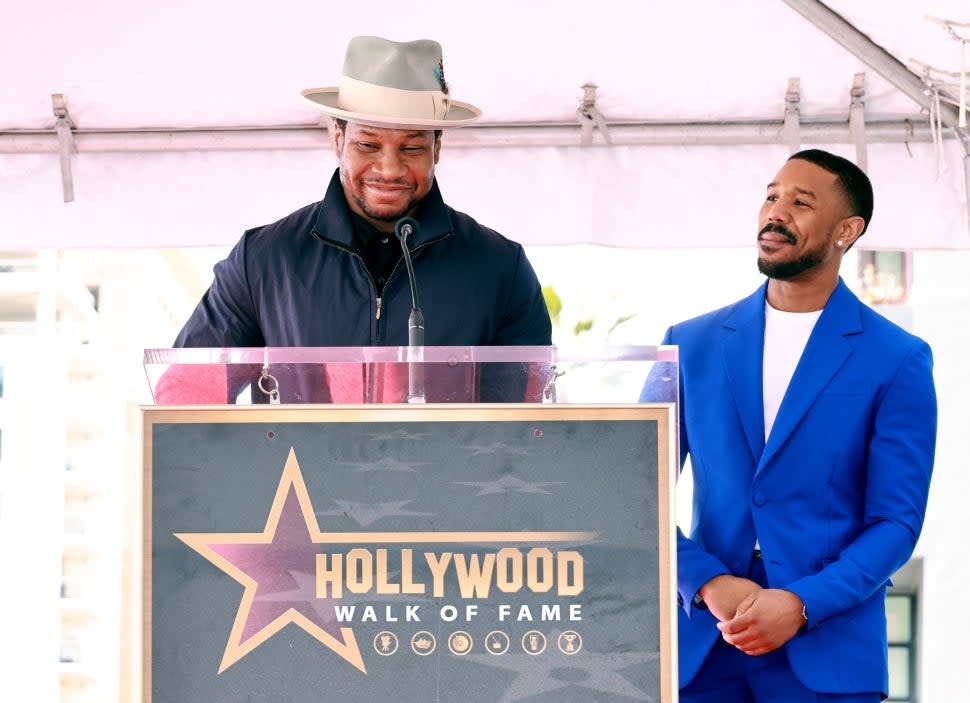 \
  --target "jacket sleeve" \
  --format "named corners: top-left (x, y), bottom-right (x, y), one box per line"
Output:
top-left (490, 244), bottom-right (552, 346)
top-left (784, 340), bottom-right (937, 628)
top-left (173, 232), bottom-right (265, 348)
top-left (644, 326), bottom-right (731, 618)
